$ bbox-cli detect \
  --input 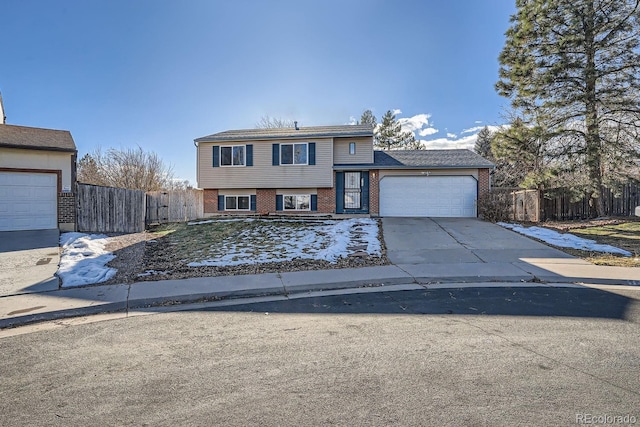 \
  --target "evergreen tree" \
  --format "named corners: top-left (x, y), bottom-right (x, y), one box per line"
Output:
top-left (496, 0), bottom-right (640, 216)
top-left (474, 126), bottom-right (494, 161)
top-left (492, 117), bottom-right (556, 189)
top-left (359, 109), bottom-right (377, 127)
top-left (375, 110), bottom-right (417, 150)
